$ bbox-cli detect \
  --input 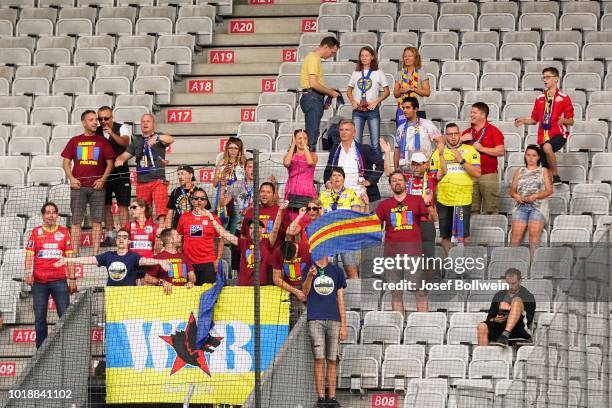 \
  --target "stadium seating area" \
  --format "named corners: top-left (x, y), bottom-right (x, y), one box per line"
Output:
top-left (0, 1), bottom-right (612, 407)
